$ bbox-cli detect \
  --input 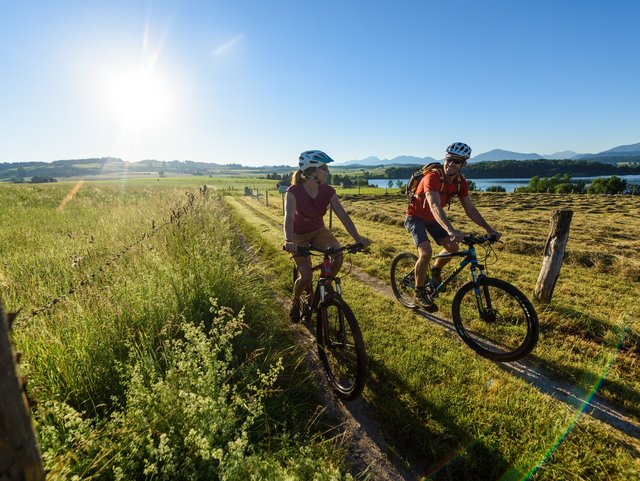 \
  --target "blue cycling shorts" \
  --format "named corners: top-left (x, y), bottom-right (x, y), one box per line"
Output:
top-left (404, 216), bottom-right (448, 246)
